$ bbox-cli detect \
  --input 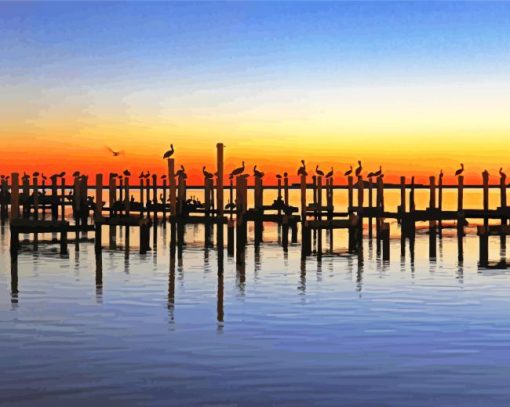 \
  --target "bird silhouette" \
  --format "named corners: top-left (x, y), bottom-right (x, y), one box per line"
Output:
top-left (297, 160), bottom-right (307, 176)
top-left (230, 161), bottom-right (245, 179)
top-left (439, 169), bottom-right (444, 179)
top-left (139, 171), bottom-right (144, 178)
top-left (58, 171), bottom-right (66, 178)
top-left (33, 171), bottom-right (40, 177)
top-left (123, 170), bottom-right (131, 177)
top-left (276, 174), bottom-right (282, 179)
top-left (368, 166), bottom-right (382, 178)
top-left (344, 166), bottom-right (353, 176)
top-left (176, 165), bottom-right (187, 179)
top-left (161, 174), bottom-right (167, 180)
top-left (163, 144), bottom-right (174, 159)
top-left (355, 161), bottom-right (362, 177)
top-left (253, 165), bottom-right (264, 178)
top-left (315, 165), bottom-right (324, 177)
top-left (284, 172), bottom-right (288, 177)
top-left (203, 166), bottom-right (214, 179)
top-left (106, 146), bottom-right (122, 157)
top-left (72, 171), bottom-right (80, 178)
top-left (455, 163), bottom-right (464, 177)
top-left (499, 168), bottom-right (506, 178)
top-left (325, 167), bottom-right (334, 178)
top-left (225, 200), bottom-right (236, 210)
